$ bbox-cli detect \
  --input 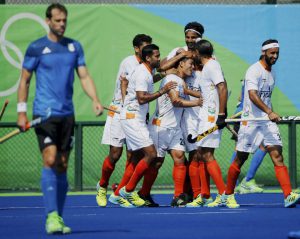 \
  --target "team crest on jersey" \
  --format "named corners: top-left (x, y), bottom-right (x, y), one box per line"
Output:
top-left (68, 43), bottom-right (75, 52)
top-left (210, 83), bottom-right (215, 90)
